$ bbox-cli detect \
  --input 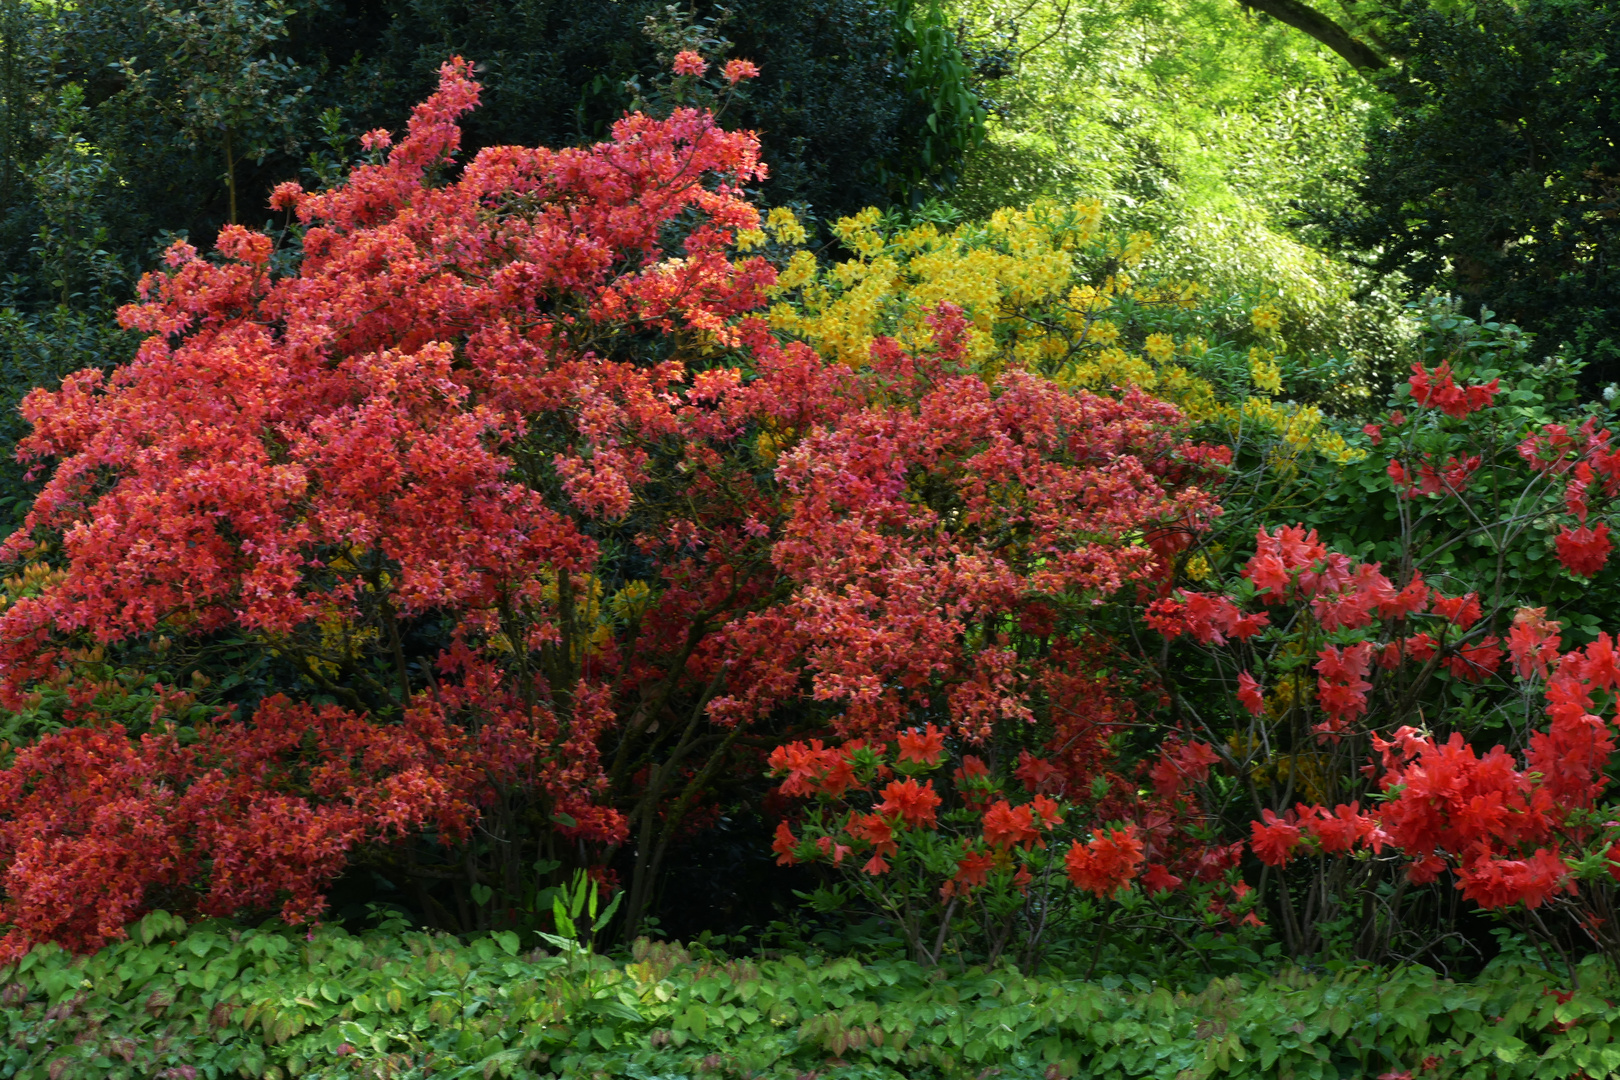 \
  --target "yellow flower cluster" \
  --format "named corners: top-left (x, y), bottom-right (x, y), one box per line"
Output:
top-left (765, 206), bottom-right (809, 246)
top-left (1240, 397), bottom-right (1359, 470)
top-left (1248, 346), bottom-right (1283, 396)
top-left (1250, 304), bottom-right (1283, 336)
top-left (753, 199), bottom-right (1362, 467)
